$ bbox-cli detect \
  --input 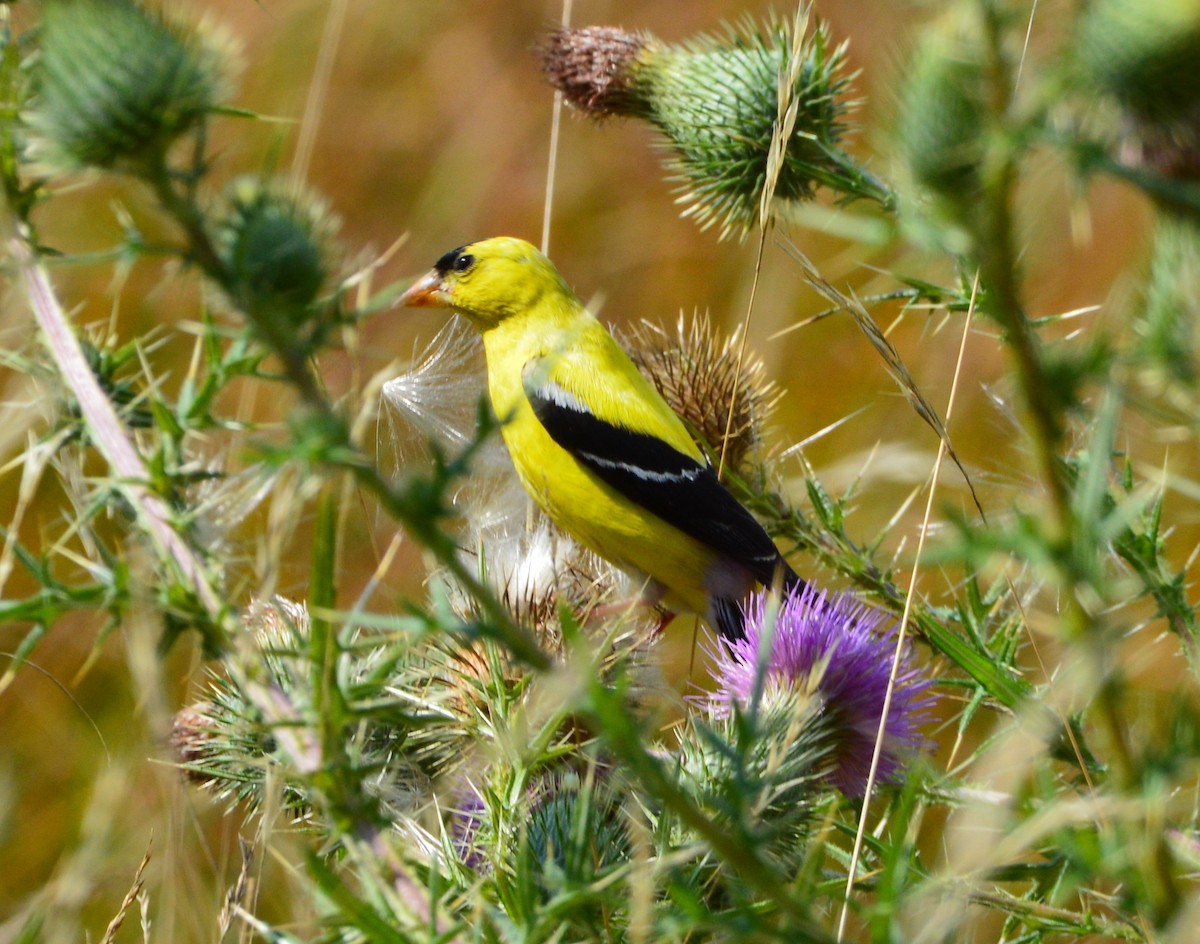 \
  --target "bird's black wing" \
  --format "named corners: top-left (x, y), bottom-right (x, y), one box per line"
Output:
top-left (524, 375), bottom-right (795, 589)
